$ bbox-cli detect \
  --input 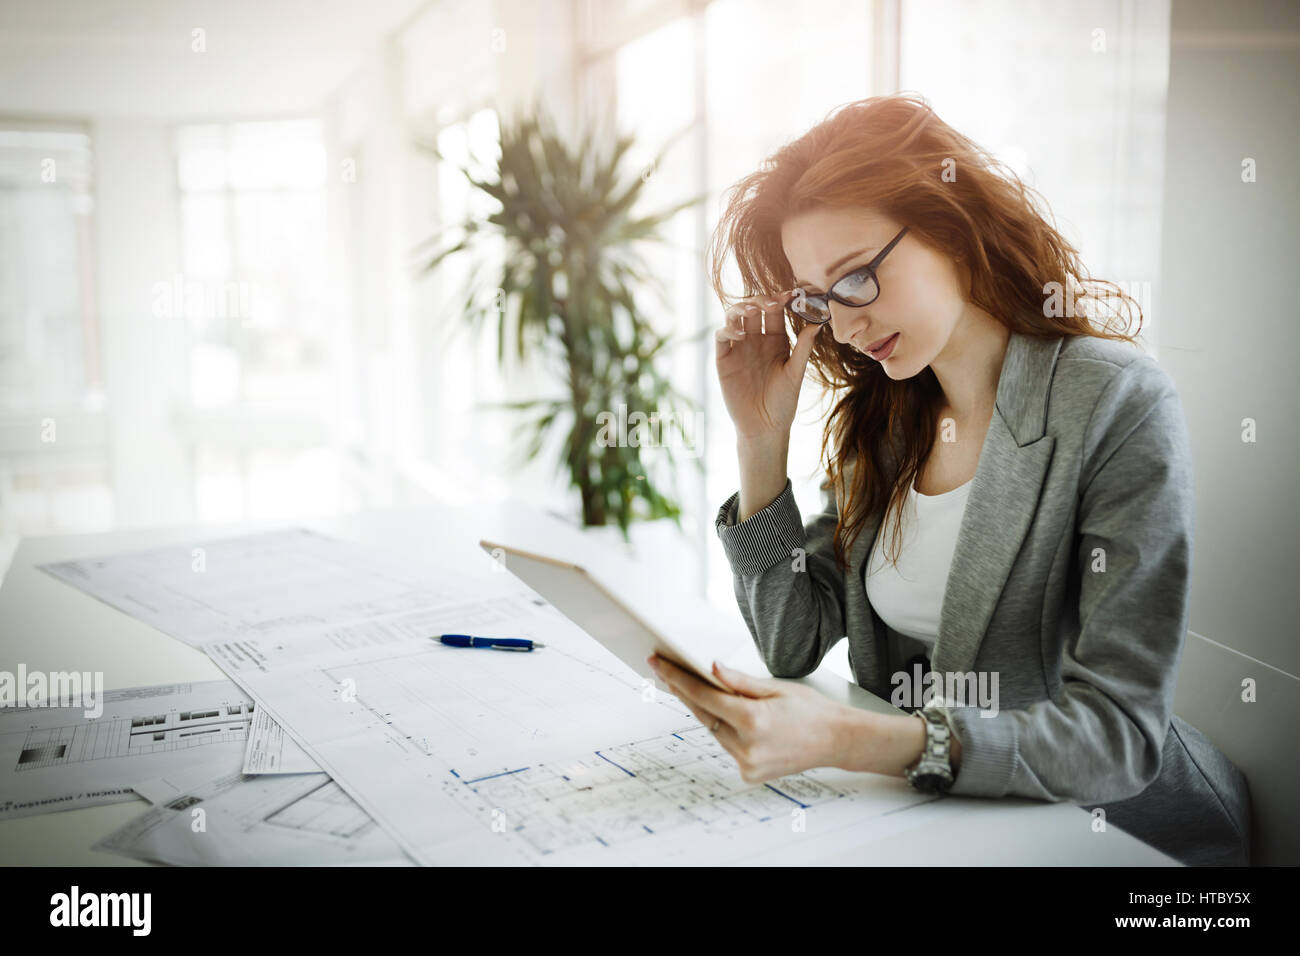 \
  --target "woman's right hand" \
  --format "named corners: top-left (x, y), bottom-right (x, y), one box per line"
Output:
top-left (715, 291), bottom-right (824, 442)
